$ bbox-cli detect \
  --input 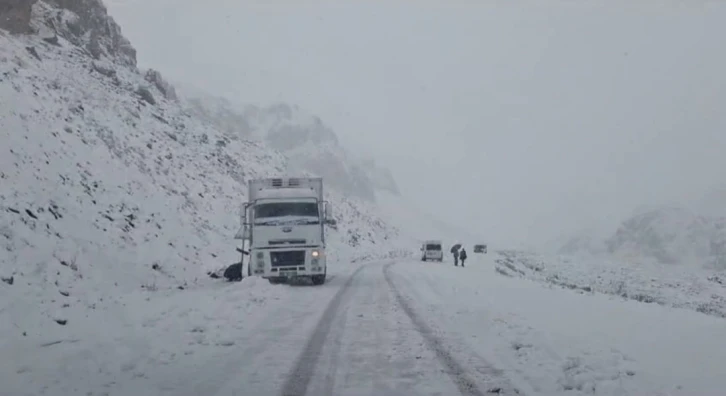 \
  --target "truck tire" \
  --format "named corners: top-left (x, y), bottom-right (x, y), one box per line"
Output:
top-left (311, 274), bottom-right (326, 285)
